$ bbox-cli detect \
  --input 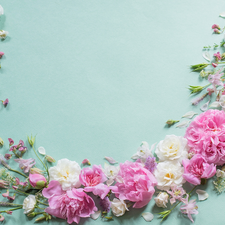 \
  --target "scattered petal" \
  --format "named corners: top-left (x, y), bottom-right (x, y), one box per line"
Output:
top-left (176, 120), bottom-right (190, 128)
top-left (220, 12), bottom-right (225, 18)
top-left (182, 111), bottom-right (198, 119)
top-left (91, 210), bottom-right (101, 220)
top-left (196, 189), bottom-right (208, 201)
top-left (202, 52), bottom-right (211, 62)
top-left (142, 212), bottom-right (154, 222)
top-left (209, 101), bottom-right (220, 108)
top-left (38, 146), bottom-right (46, 155)
top-left (0, 5), bottom-right (3, 16)
top-left (200, 100), bottom-right (210, 112)
top-left (104, 156), bottom-right (118, 164)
